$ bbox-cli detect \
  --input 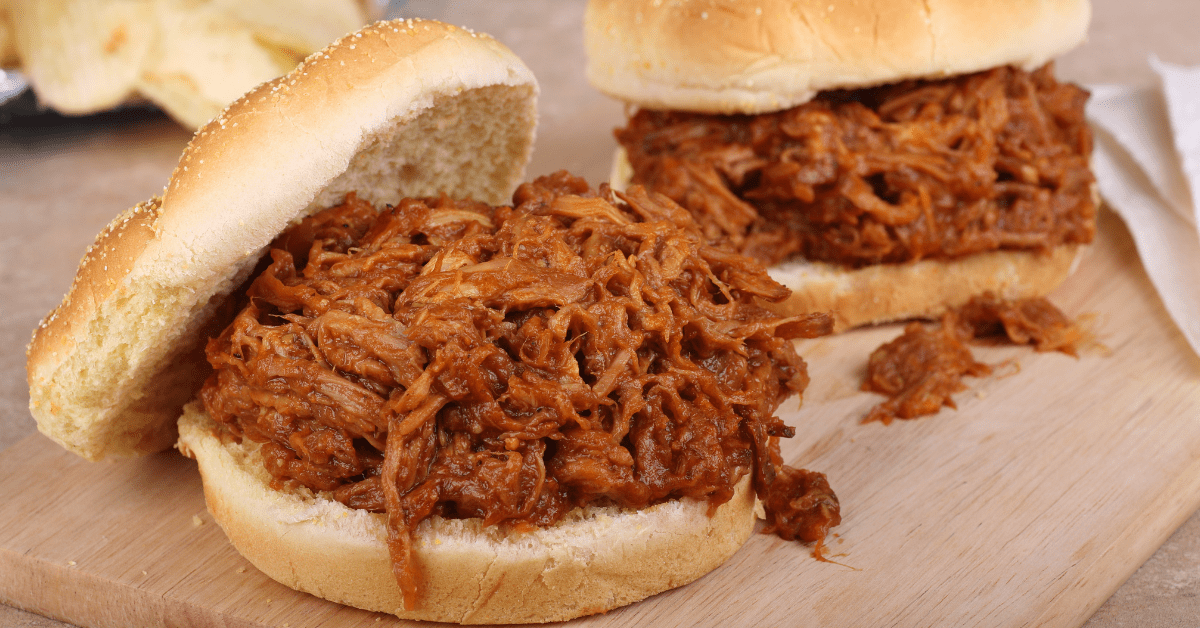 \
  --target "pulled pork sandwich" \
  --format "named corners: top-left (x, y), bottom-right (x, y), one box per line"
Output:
top-left (585, 0), bottom-right (1098, 331)
top-left (26, 19), bottom-right (837, 624)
